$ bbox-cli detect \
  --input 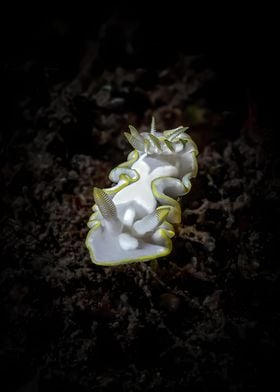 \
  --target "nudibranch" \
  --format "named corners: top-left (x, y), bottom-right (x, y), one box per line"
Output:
top-left (86, 119), bottom-right (198, 266)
